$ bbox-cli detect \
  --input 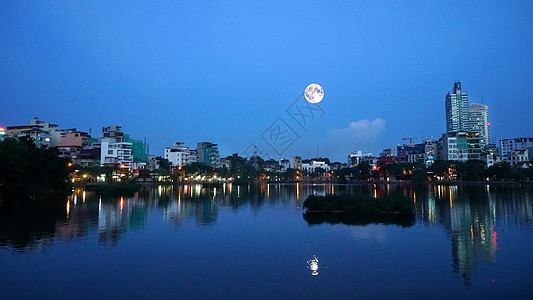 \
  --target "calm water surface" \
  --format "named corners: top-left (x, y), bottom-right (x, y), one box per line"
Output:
top-left (1, 183), bottom-right (533, 299)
